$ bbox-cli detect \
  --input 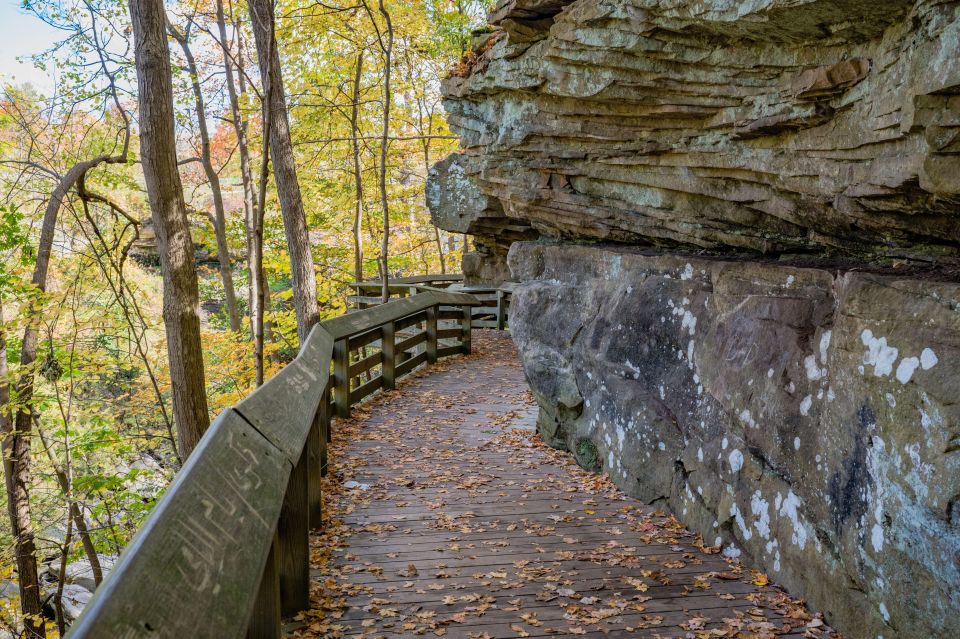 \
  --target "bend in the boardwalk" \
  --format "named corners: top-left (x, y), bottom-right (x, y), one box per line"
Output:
top-left (292, 332), bottom-right (834, 638)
